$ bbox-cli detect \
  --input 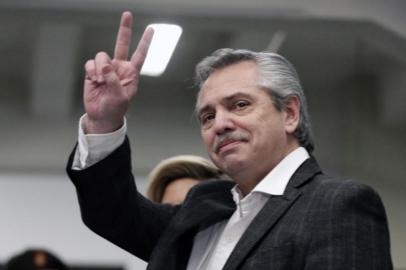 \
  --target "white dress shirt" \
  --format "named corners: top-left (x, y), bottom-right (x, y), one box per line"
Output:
top-left (72, 115), bottom-right (310, 269)
top-left (72, 115), bottom-right (127, 170)
top-left (186, 146), bottom-right (309, 270)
